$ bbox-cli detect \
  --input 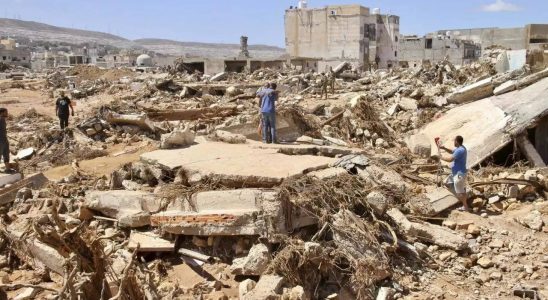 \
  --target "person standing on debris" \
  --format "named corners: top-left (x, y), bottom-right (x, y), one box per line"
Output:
top-left (327, 67), bottom-right (336, 94)
top-left (55, 90), bottom-right (74, 130)
top-left (320, 73), bottom-right (328, 99)
top-left (0, 108), bottom-right (11, 172)
top-left (257, 82), bottom-right (278, 143)
top-left (438, 135), bottom-right (469, 211)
